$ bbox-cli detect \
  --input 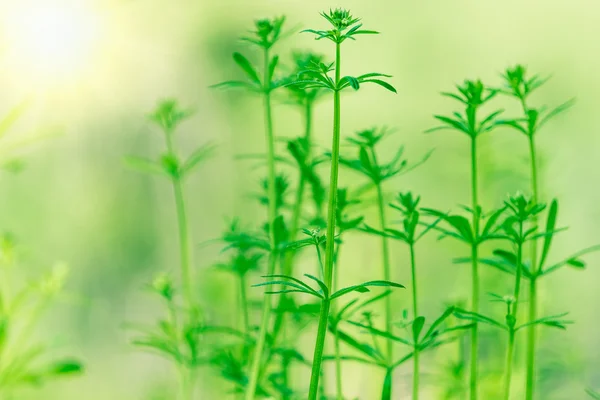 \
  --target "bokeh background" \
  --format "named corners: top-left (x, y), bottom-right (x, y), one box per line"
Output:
top-left (1, 0), bottom-right (599, 399)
